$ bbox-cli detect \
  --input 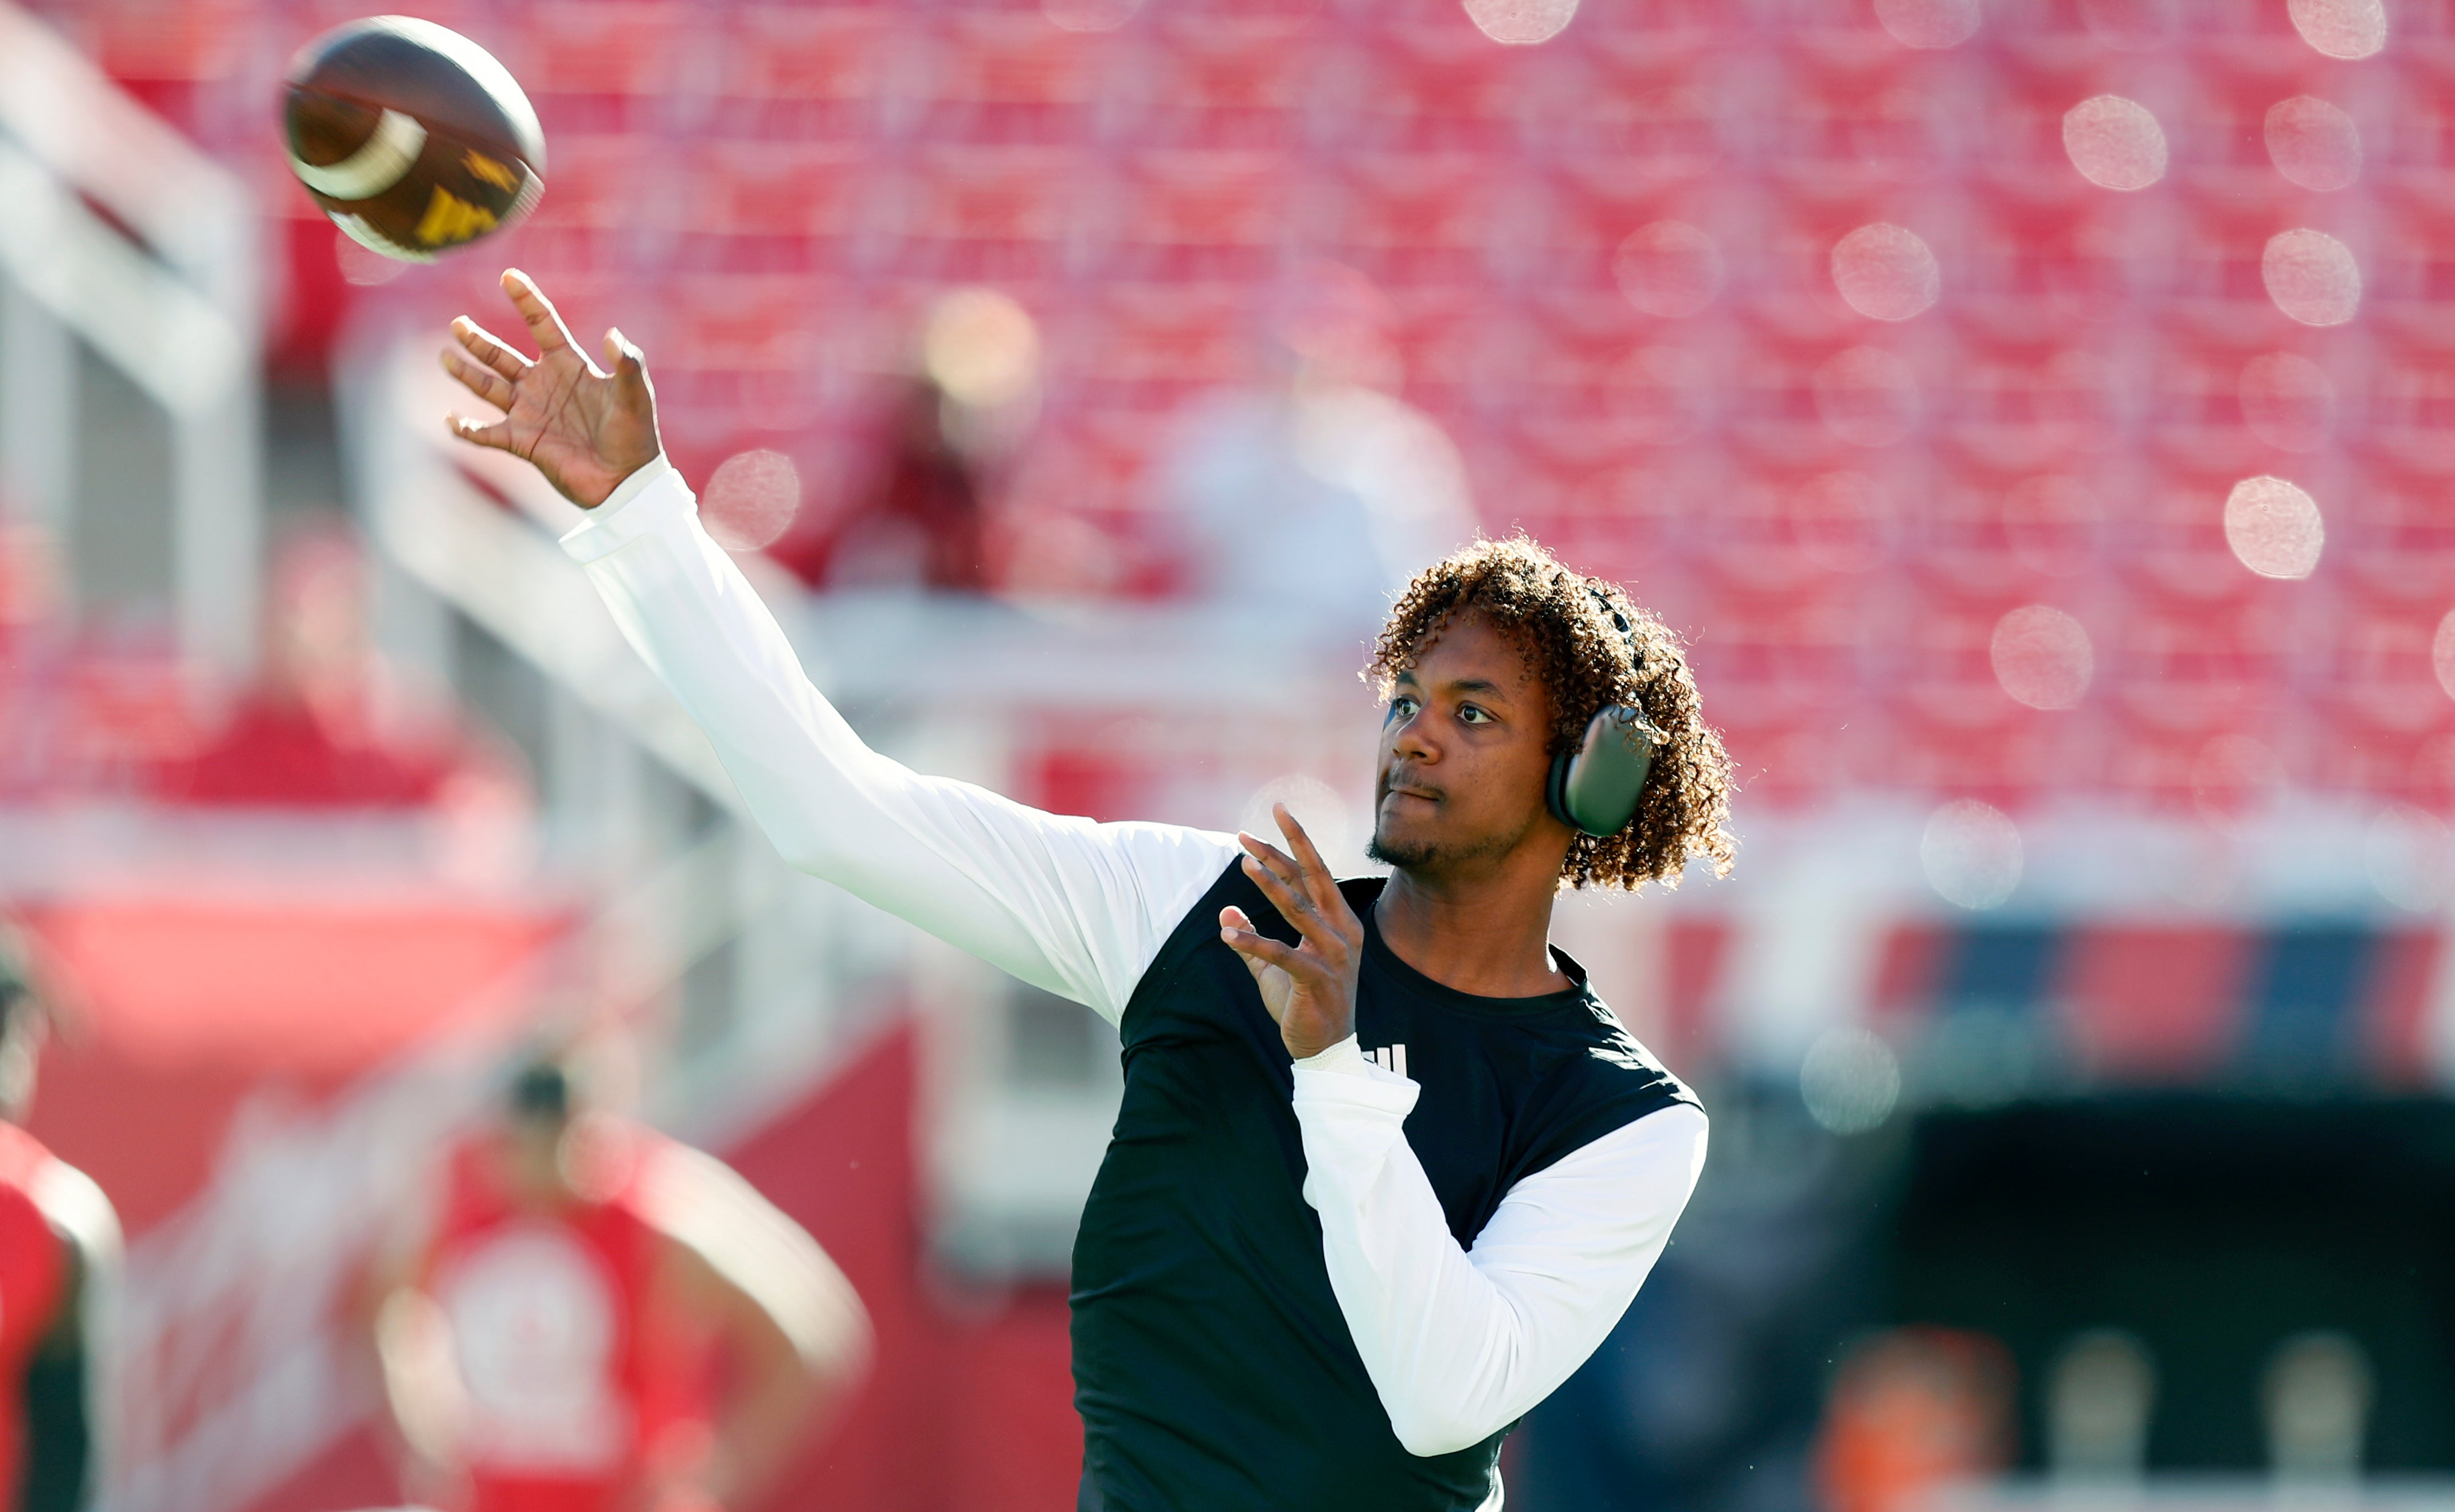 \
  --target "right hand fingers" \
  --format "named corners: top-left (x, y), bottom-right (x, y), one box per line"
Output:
top-left (502, 268), bottom-right (577, 355)
top-left (451, 316), bottom-right (530, 382)
top-left (1236, 845), bottom-right (1344, 958)
top-left (441, 346), bottom-right (515, 410)
top-left (446, 412), bottom-right (511, 452)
